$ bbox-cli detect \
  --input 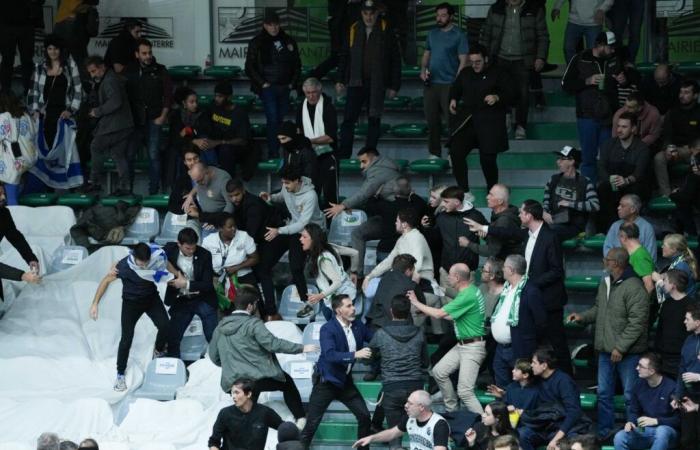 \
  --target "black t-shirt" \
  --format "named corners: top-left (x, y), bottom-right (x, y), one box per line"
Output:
top-left (208, 403), bottom-right (282, 450)
top-left (115, 257), bottom-right (159, 302)
top-left (397, 415), bottom-right (450, 448)
top-left (209, 104), bottom-right (251, 143)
